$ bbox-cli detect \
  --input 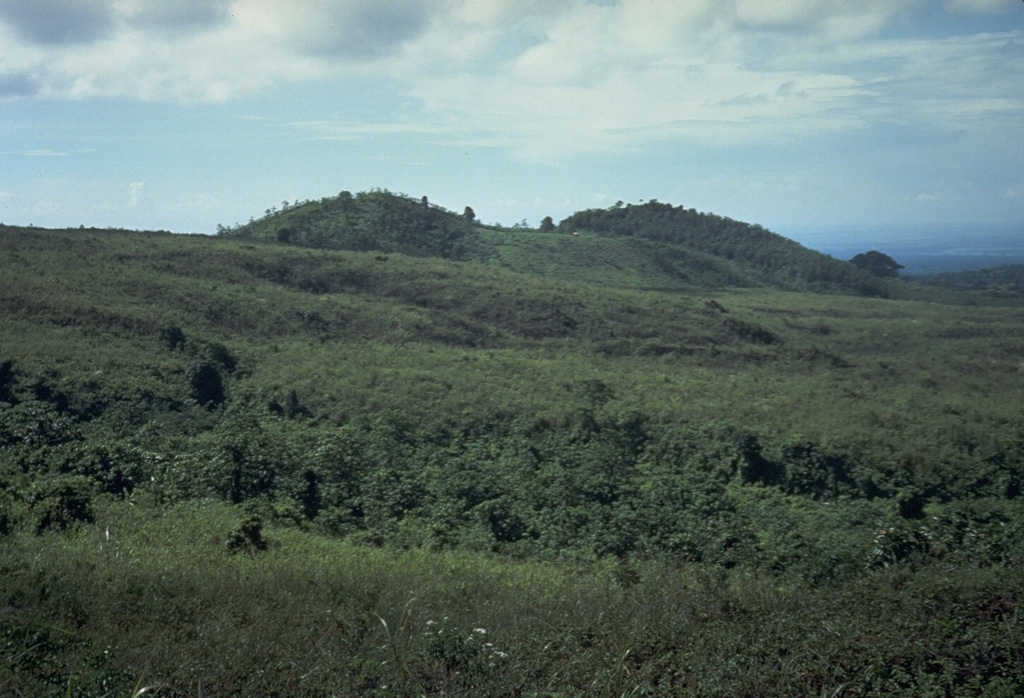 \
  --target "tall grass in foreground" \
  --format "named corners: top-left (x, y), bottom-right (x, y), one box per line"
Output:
top-left (2, 500), bottom-right (1022, 697)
